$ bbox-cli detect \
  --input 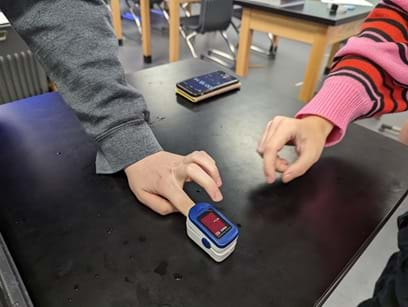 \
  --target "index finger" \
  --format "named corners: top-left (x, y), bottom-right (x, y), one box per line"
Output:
top-left (184, 151), bottom-right (222, 186)
top-left (262, 126), bottom-right (293, 183)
